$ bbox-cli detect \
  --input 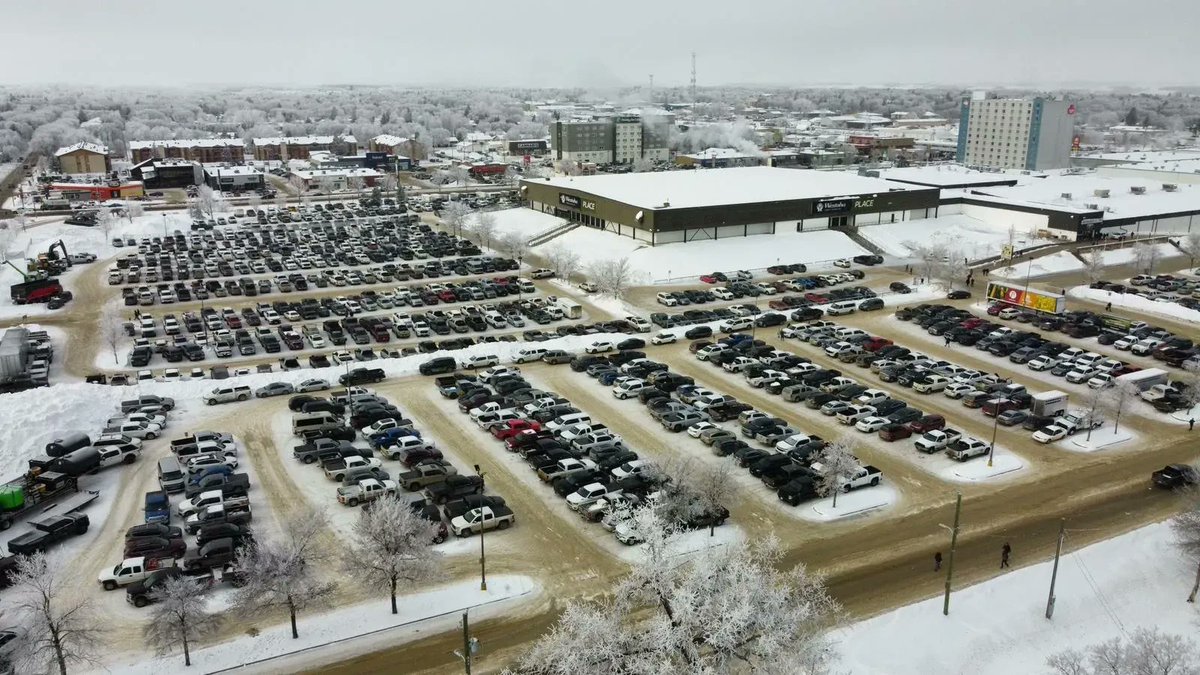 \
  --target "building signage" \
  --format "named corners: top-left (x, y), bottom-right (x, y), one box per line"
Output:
top-left (812, 196), bottom-right (876, 216)
top-left (558, 193), bottom-right (596, 210)
top-left (986, 281), bottom-right (1065, 314)
top-left (1080, 217), bottom-right (1103, 225)
top-left (512, 140), bottom-right (545, 151)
